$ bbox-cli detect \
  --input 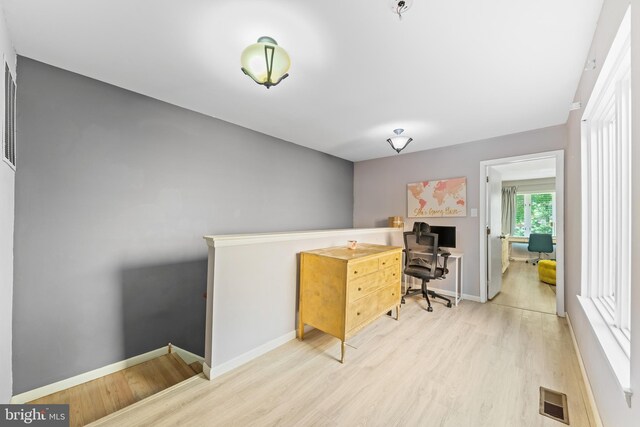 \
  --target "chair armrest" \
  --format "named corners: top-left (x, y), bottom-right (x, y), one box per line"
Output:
top-left (402, 248), bottom-right (410, 267)
top-left (439, 251), bottom-right (450, 275)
